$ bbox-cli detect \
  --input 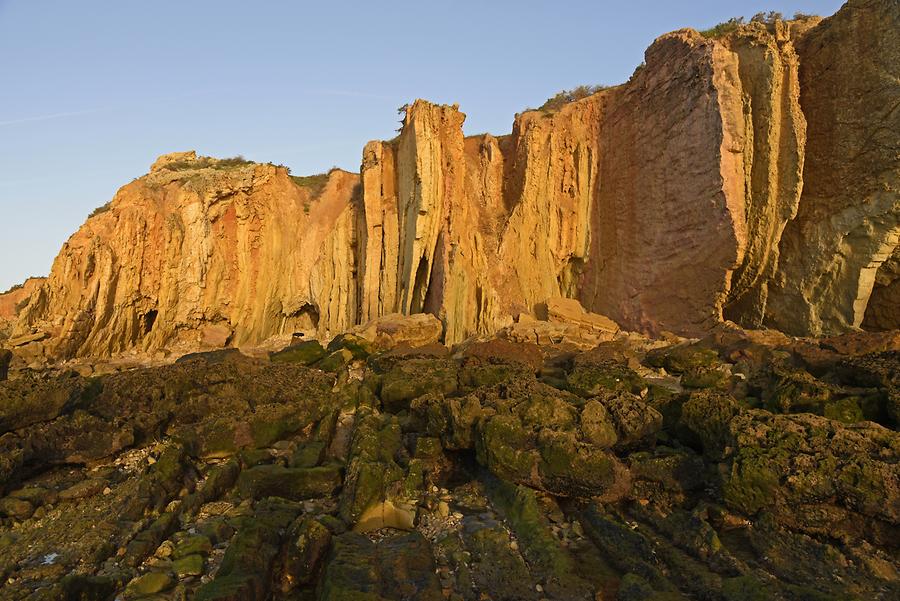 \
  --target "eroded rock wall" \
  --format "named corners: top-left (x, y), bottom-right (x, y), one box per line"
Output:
top-left (765, 0), bottom-right (900, 335)
top-left (6, 1), bottom-right (898, 363)
top-left (13, 159), bottom-right (360, 359)
top-left (357, 99), bottom-right (603, 345)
